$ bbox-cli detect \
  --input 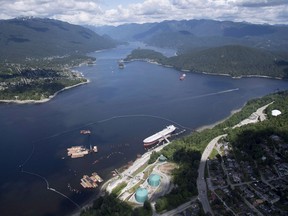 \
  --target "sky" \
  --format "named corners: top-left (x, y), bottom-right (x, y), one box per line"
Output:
top-left (0, 0), bottom-right (287, 26)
